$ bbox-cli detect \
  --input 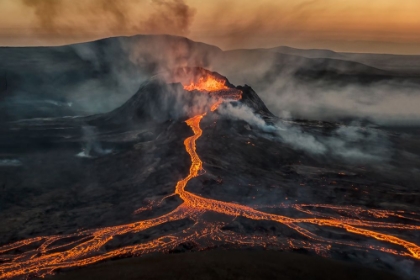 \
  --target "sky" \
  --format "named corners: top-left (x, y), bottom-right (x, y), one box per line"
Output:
top-left (0, 0), bottom-right (419, 54)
